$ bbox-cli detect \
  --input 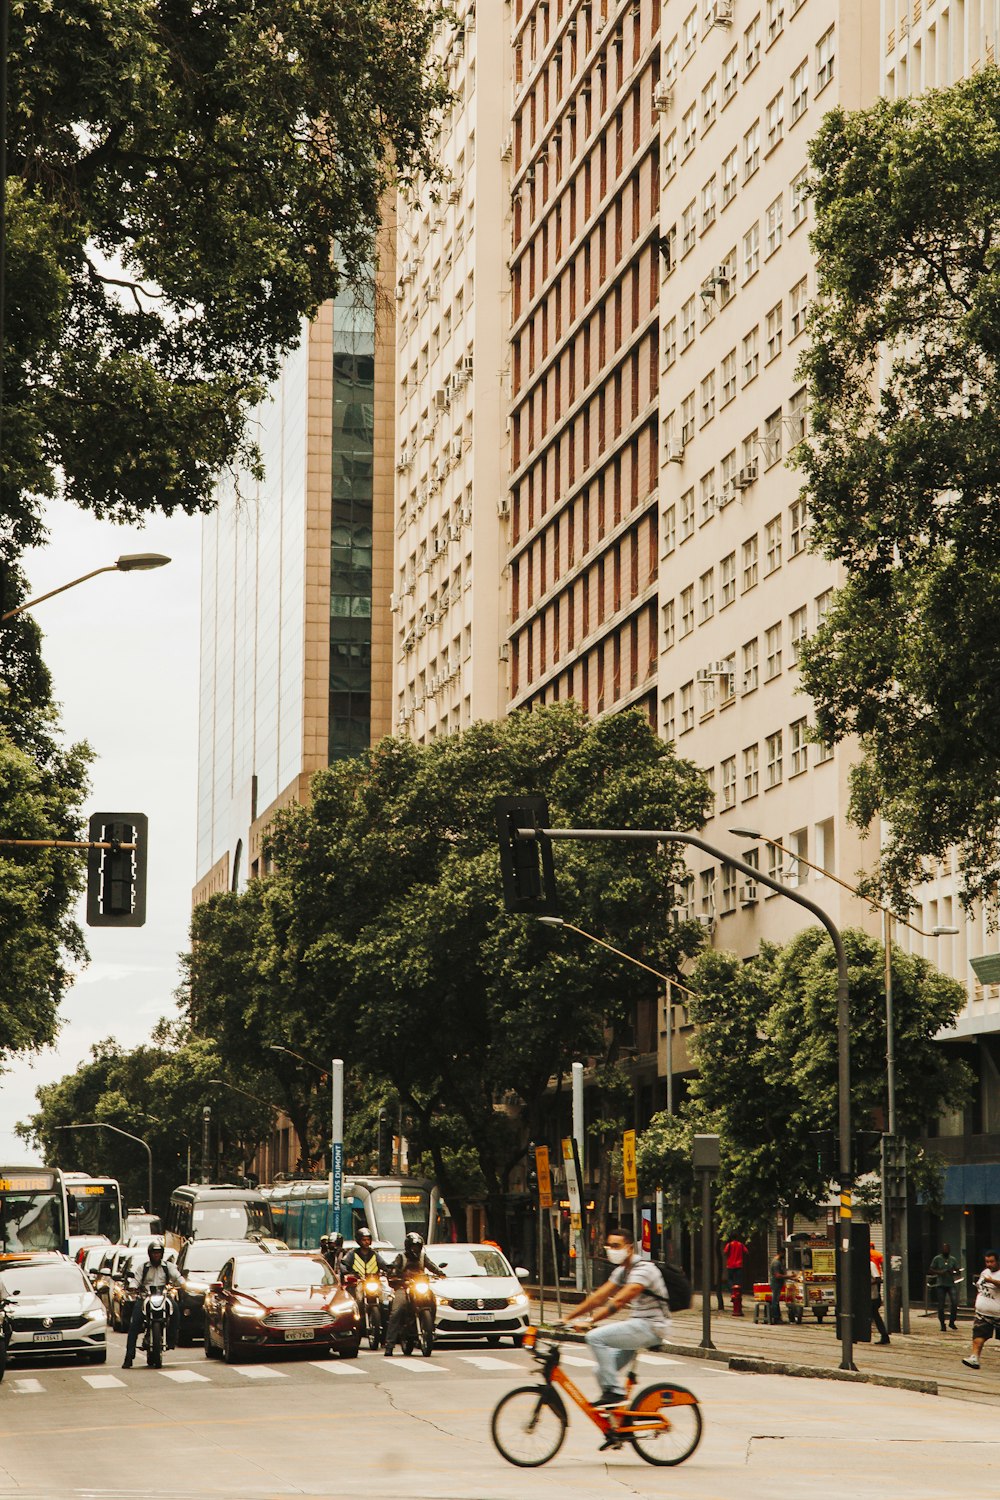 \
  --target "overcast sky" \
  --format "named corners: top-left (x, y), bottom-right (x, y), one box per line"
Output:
top-left (0, 499), bottom-right (204, 1163)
